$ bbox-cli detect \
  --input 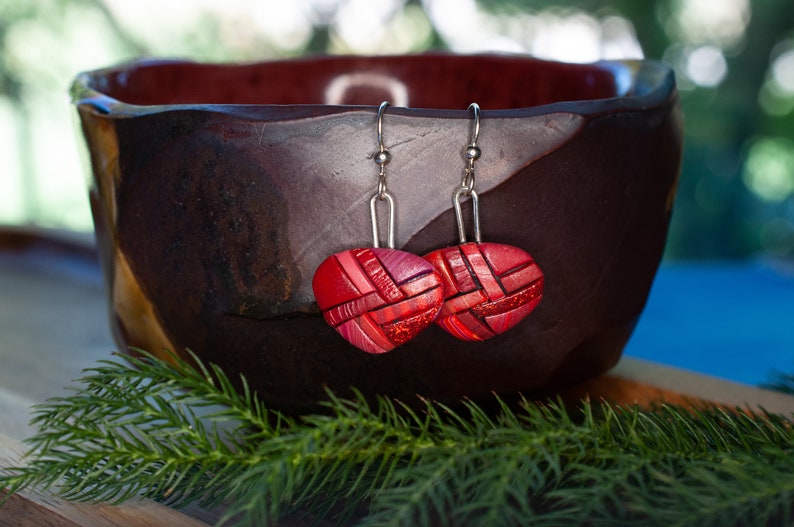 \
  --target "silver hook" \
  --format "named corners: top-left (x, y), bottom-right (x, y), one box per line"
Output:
top-left (371, 101), bottom-right (395, 248)
top-left (374, 101), bottom-right (392, 199)
top-left (468, 102), bottom-right (480, 147)
top-left (454, 103), bottom-right (483, 244)
top-left (461, 102), bottom-right (481, 194)
top-left (377, 101), bottom-right (389, 156)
